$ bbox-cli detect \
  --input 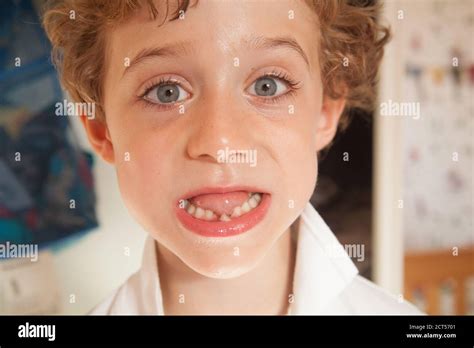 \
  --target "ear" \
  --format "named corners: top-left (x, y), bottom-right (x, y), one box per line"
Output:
top-left (80, 116), bottom-right (115, 164)
top-left (315, 95), bottom-right (346, 152)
